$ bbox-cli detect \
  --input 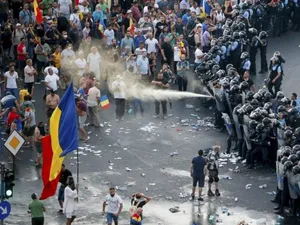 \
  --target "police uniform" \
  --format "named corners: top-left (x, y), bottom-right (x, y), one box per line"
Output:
top-left (268, 64), bottom-right (282, 97)
top-left (240, 59), bottom-right (251, 75)
top-left (230, 40), bottom-right (241, 69)
top-left (250, 37), bottom-right (259, 75)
